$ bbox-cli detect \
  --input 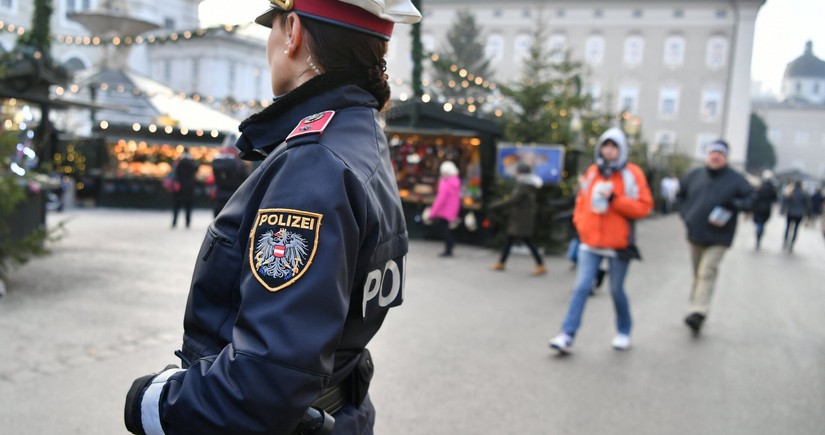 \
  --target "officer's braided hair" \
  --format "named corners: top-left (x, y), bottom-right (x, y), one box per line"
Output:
top-left (279, 13), bottom-right (391, 111)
